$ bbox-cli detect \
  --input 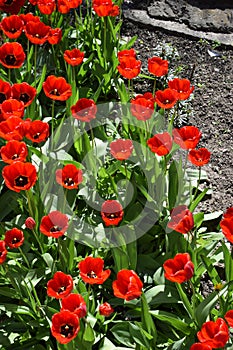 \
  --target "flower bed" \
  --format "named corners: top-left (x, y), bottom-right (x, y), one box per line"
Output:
top-left (0, 1), bottom-right (233, 349)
